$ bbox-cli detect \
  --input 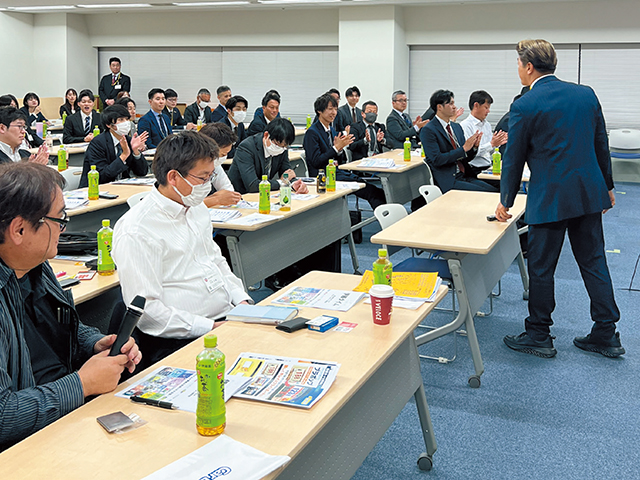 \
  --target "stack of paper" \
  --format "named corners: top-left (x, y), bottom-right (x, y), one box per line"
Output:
top-left (111, 176), bottom-right (156, 185)
top-left (354, 271), bottom-right (443, 310)
top-left (272, 286), bottom-right (364, 312)
top-left (358, 158), bottom-right (397, 168)
top-left (63, 191), bottom-right (88, 210)
top-left (209, 209), bottom-right (242, 223)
